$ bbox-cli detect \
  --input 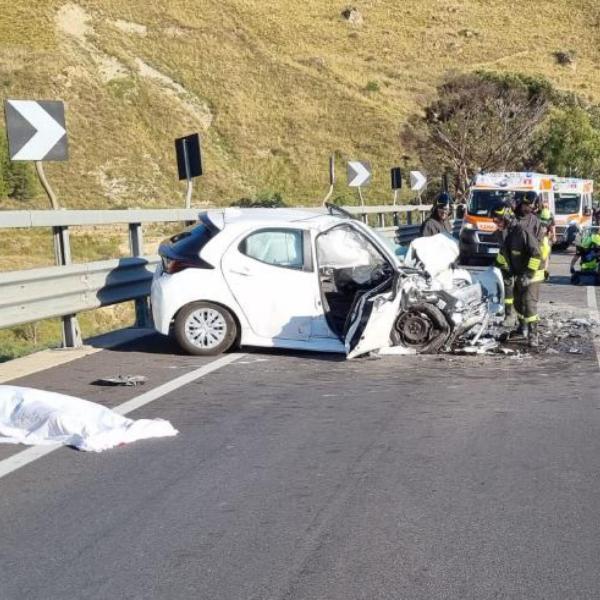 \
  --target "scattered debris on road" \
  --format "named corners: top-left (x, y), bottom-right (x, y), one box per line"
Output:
top-left (0, 385), bottom-right (177, 452)
top-left (91, 375), bottom-right (147, 386)
top-left (441, 313), bottom-right (600, 359)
